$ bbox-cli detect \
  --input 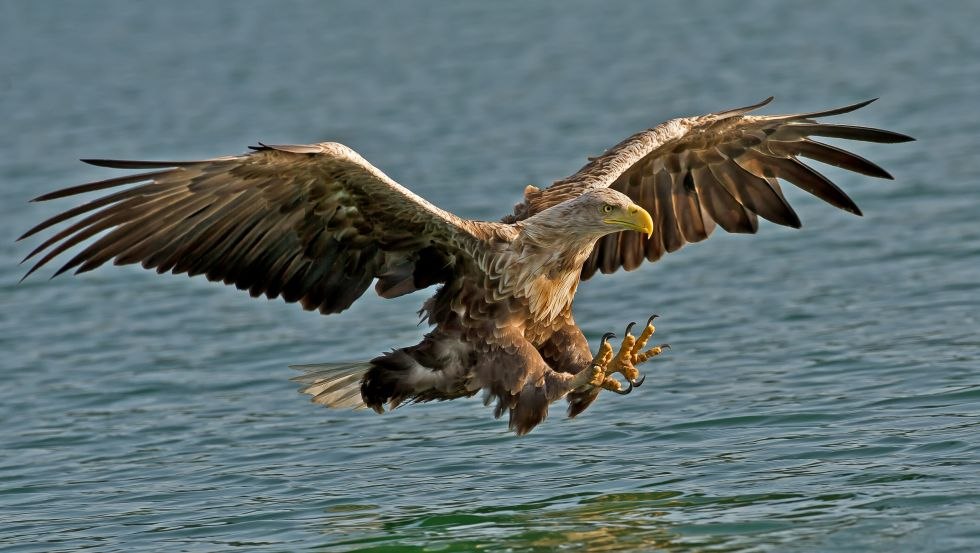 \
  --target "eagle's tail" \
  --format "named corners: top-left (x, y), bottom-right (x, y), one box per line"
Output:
top-left (289, 361), bottom-right (370, 410)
